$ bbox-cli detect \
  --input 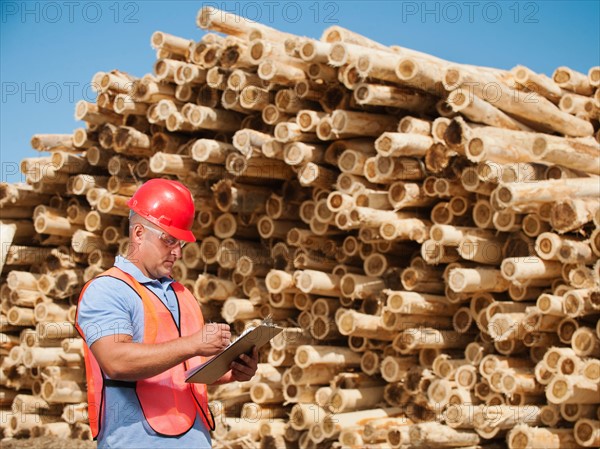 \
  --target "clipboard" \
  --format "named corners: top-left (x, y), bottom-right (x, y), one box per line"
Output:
top-left (185, 323), bottom-right (283, 384)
